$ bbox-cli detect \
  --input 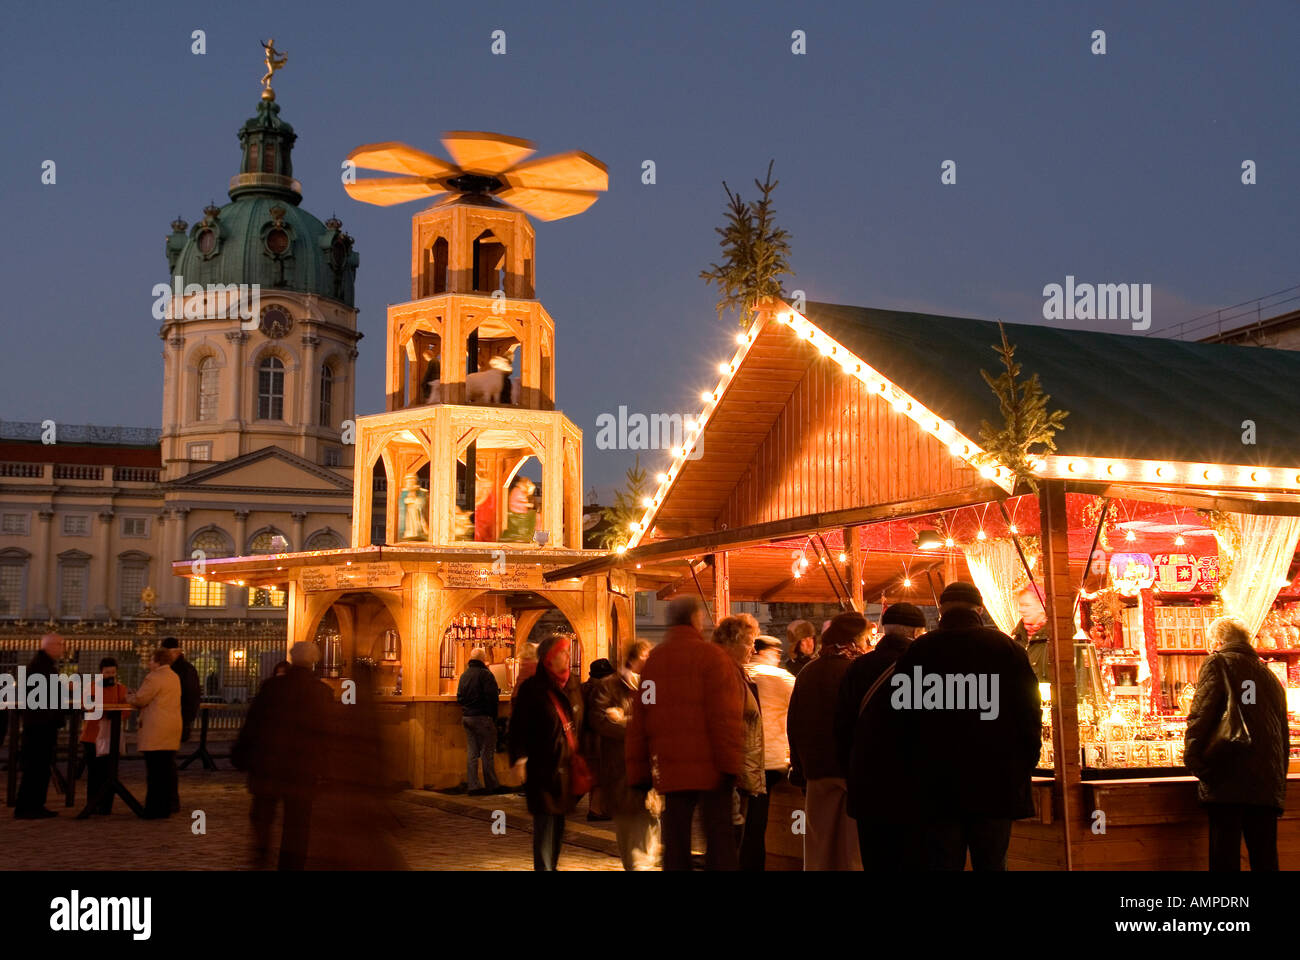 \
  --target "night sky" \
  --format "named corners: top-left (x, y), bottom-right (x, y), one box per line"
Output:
top-left (2, 0), bottom-right (1297, 496)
